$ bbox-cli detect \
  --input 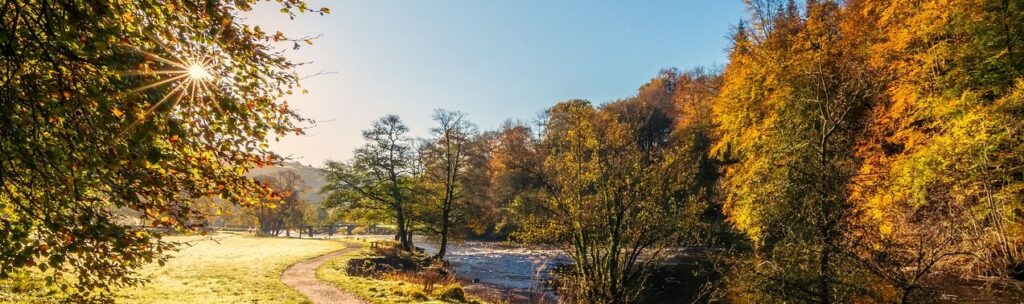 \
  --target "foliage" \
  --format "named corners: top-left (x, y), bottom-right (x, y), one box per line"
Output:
top-left (517, 89), bottom-right (713, 302)
top-left (0, 0), bottom-right (325, 300)
top-left (853, 0), bottom-right (1024, 279)
top-left (712, 0), bottom-right (1024, 302)
top-left (251, 171), bottom-right (309, 235)
top-left (482, 121), bottom-right (547, 239)
top-left (322, 115), bottom-right (419, 250)
top-left (417, 109), bottom-right (485, 258)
